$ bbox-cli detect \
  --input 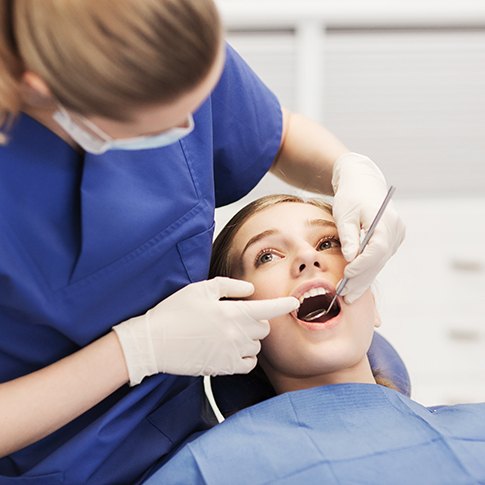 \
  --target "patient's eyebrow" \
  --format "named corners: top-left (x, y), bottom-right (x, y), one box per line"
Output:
top-left (307, 219), bottom-right (337, 229)
top-left (240, 229), bottom-right (278, 260)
